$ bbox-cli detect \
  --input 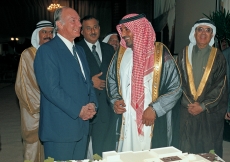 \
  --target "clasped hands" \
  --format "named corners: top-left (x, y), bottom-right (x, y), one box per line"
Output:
top-left (79, 103), bottom-right (96, 120)
top-left (92, 72), bottom-right (105, 90)
top-left (113, 100), bottom-right (156, 126)
top-left (187, 102), bottom-right (203, 116)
